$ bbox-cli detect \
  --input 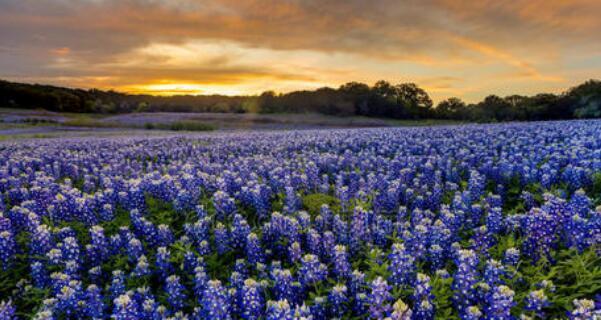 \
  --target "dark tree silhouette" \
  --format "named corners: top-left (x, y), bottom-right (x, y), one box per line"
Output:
top-left (1, 78), bottom-right (601, 121)
top-left (435, 97), bottom-right (467, 120)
